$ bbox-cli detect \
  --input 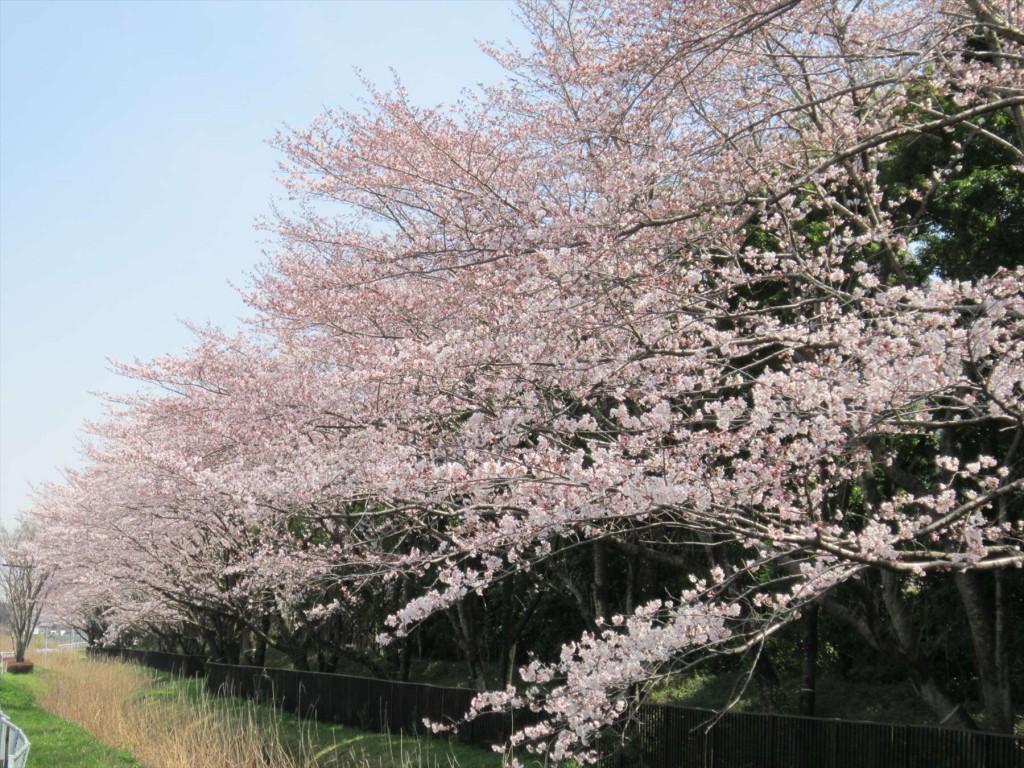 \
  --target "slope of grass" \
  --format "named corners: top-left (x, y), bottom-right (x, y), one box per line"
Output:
top-left (173, 674), bottom-right (515, 768)
top-left (33, 652), bottom-right (514, 768)
top-left (168, 675), bottom-right (512, 768)
top-left (648, 669), bottom-right (938, 725)
top-left (0, 668), bottom-right (141, 768)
